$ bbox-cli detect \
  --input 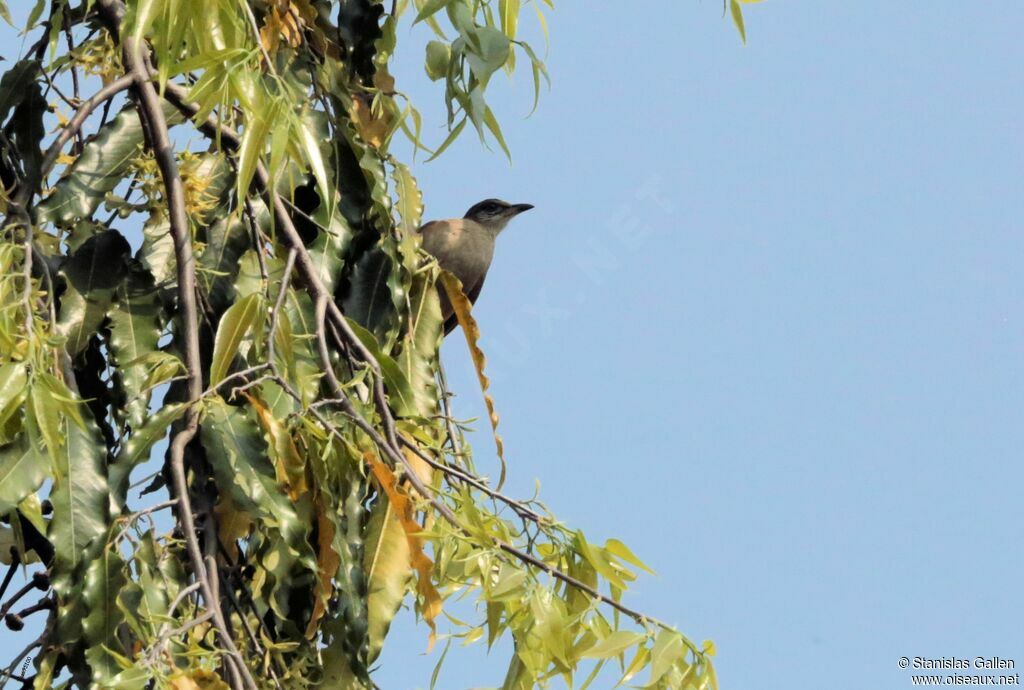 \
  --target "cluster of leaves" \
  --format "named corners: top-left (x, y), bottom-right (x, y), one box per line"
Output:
top-left (0, 0), bottom-right (756, 688)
